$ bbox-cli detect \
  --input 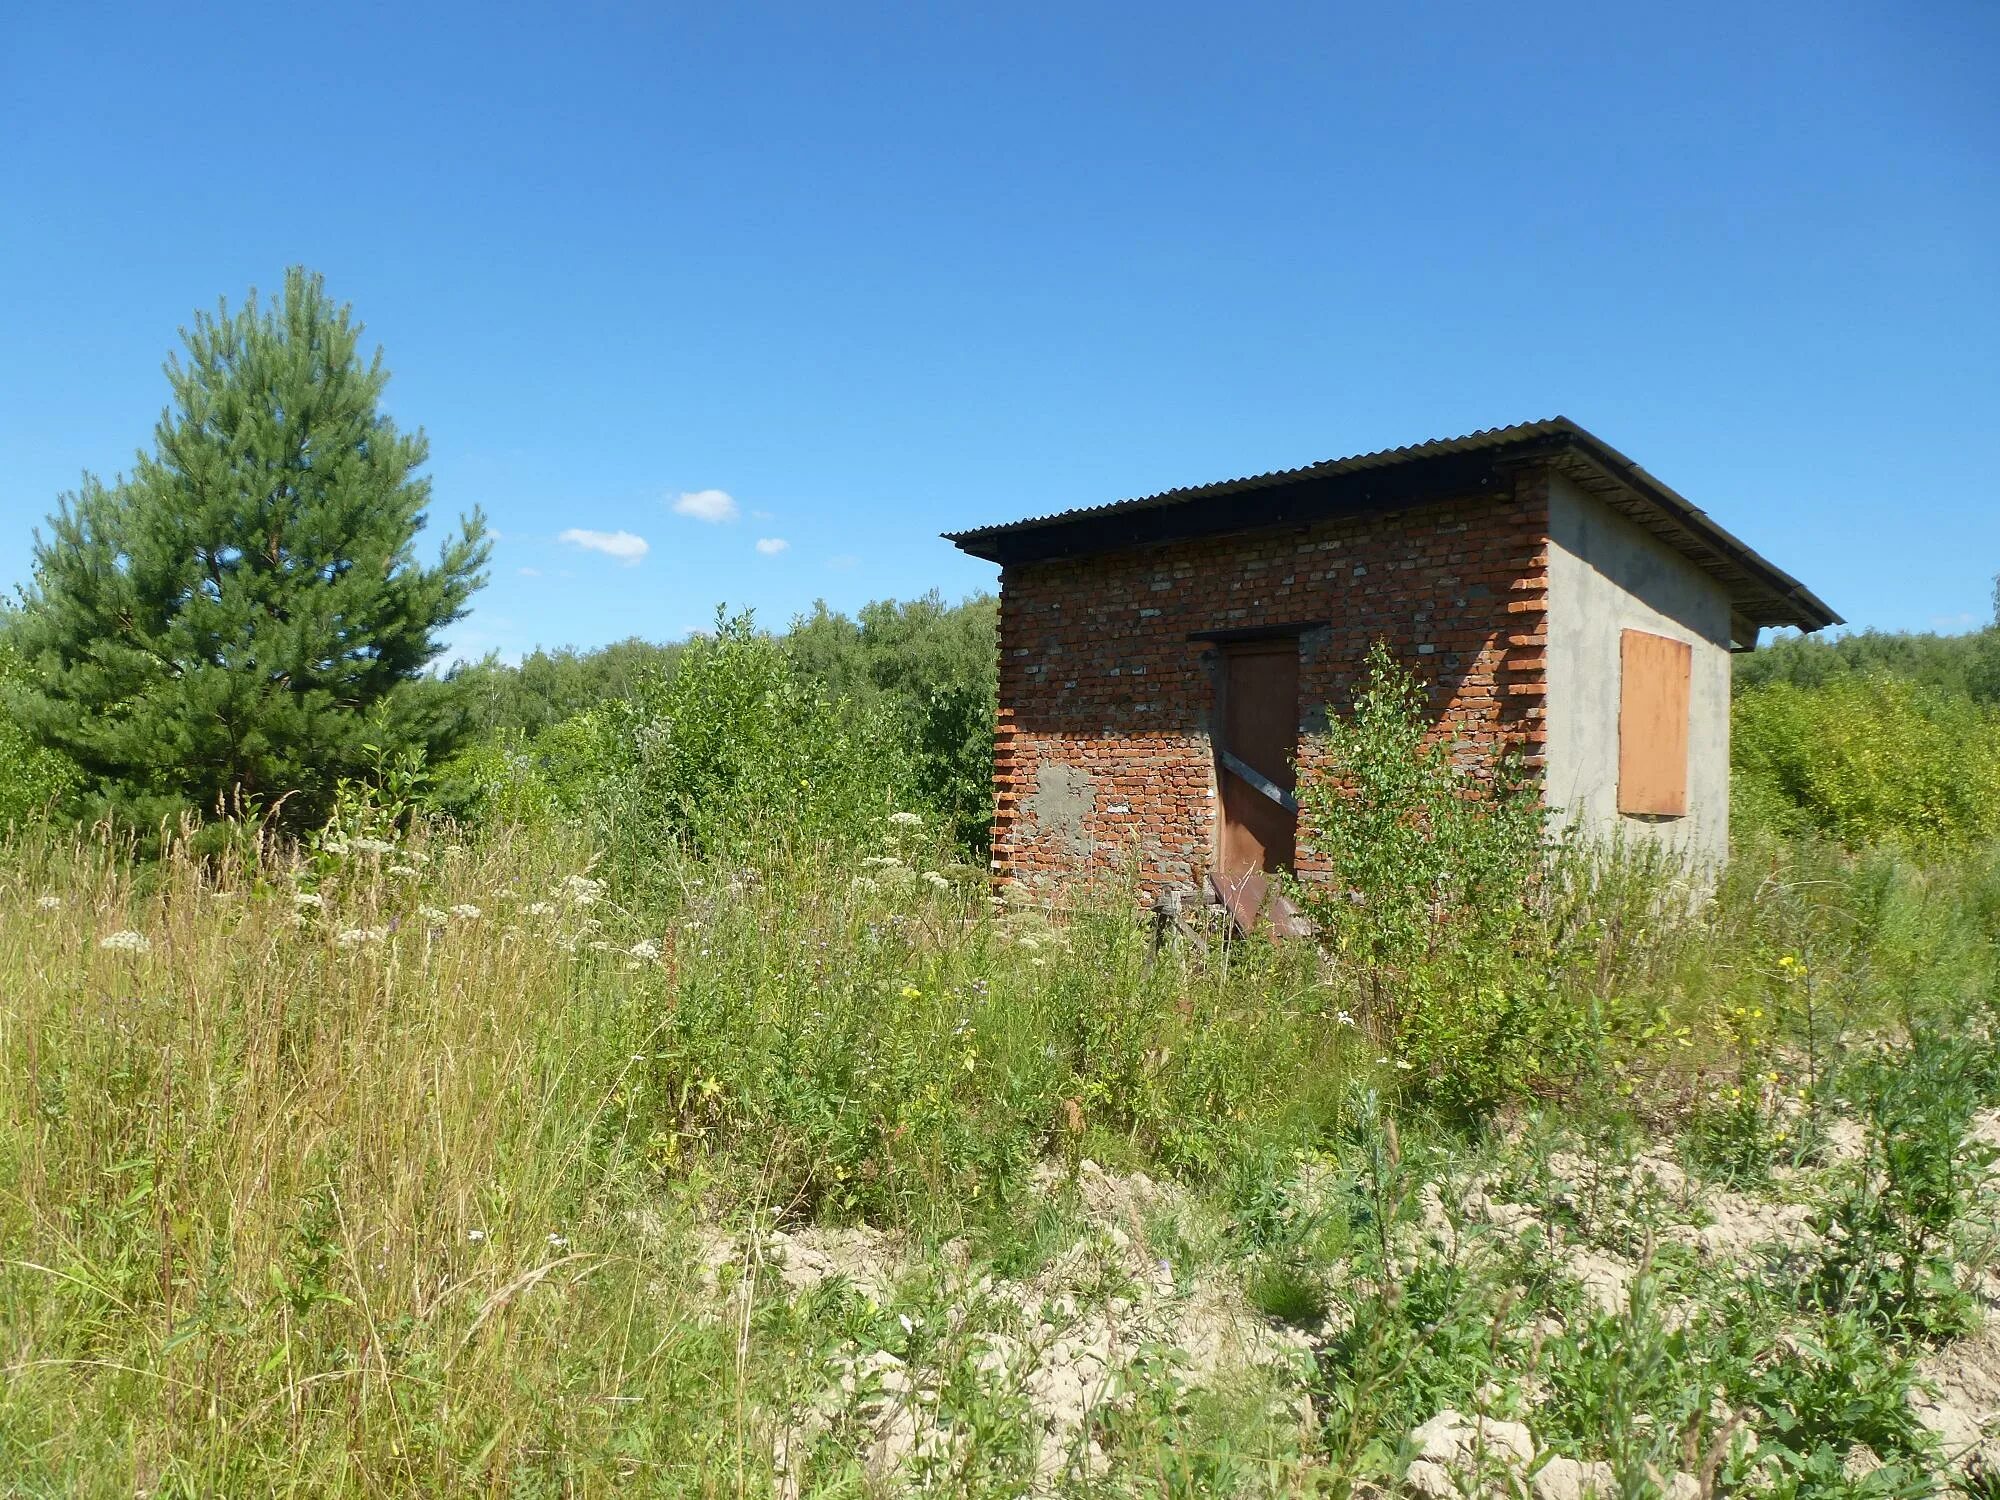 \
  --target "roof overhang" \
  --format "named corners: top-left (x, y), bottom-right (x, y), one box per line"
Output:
top-left (944, 418), bottom-right (1840, 633)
